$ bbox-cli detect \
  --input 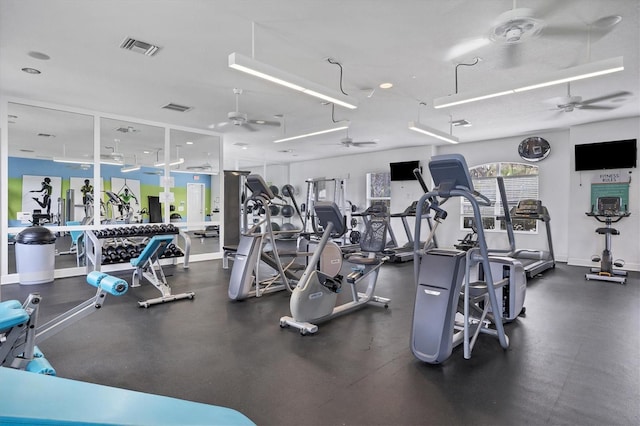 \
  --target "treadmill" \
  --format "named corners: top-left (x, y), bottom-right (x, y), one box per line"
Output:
top-left (387, 168), bottom-right (437, 263)
top-left (506, 199), bottom-right (555, 279)
top-left (388, 201), bottom-right (422, 262)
